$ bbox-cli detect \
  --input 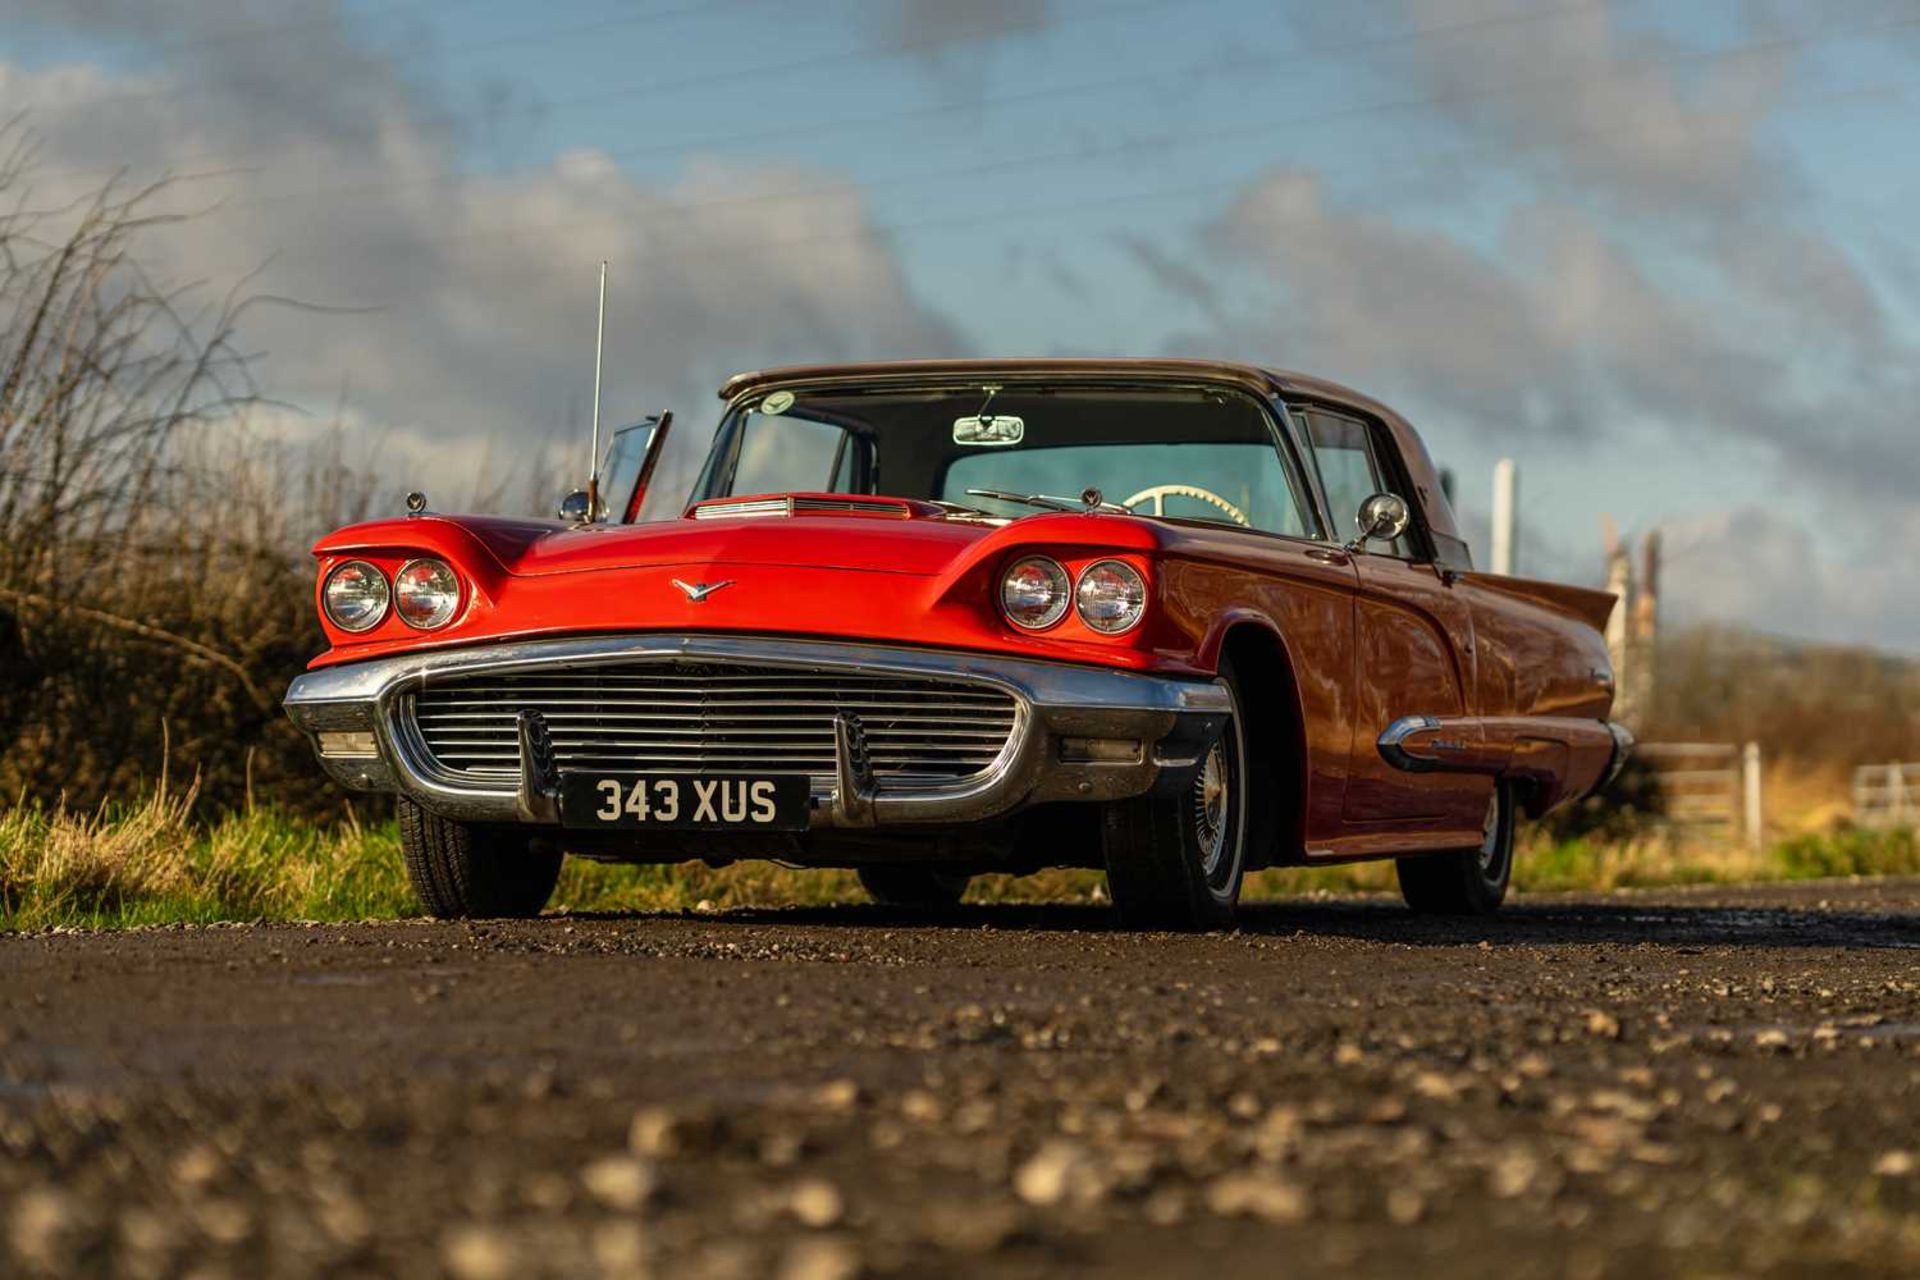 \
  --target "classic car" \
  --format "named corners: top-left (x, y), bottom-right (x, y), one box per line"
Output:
top-left (284, 359), bottom-right (1631, 929)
